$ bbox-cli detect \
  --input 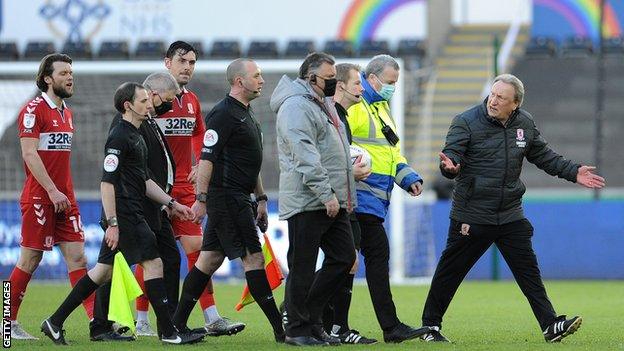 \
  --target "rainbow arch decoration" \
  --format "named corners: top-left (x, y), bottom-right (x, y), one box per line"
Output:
top-left (337, 0), bottom-right (424, 46)
top-left (532, 0), bottom-right (623, 41)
